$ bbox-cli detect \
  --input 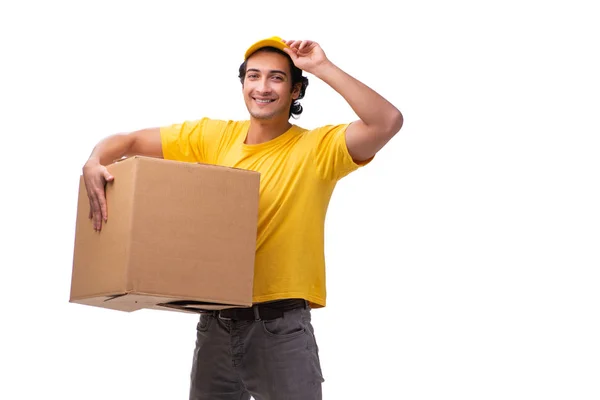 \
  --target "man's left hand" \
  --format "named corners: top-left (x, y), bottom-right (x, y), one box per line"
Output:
top-left (283, 40), bottom-right (330, 74)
